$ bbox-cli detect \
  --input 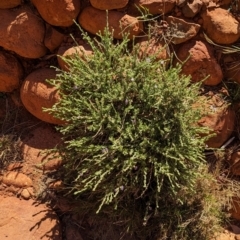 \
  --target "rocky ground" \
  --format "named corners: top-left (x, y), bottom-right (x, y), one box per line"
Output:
top-left (1, 0), bottom-right (240, 239)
